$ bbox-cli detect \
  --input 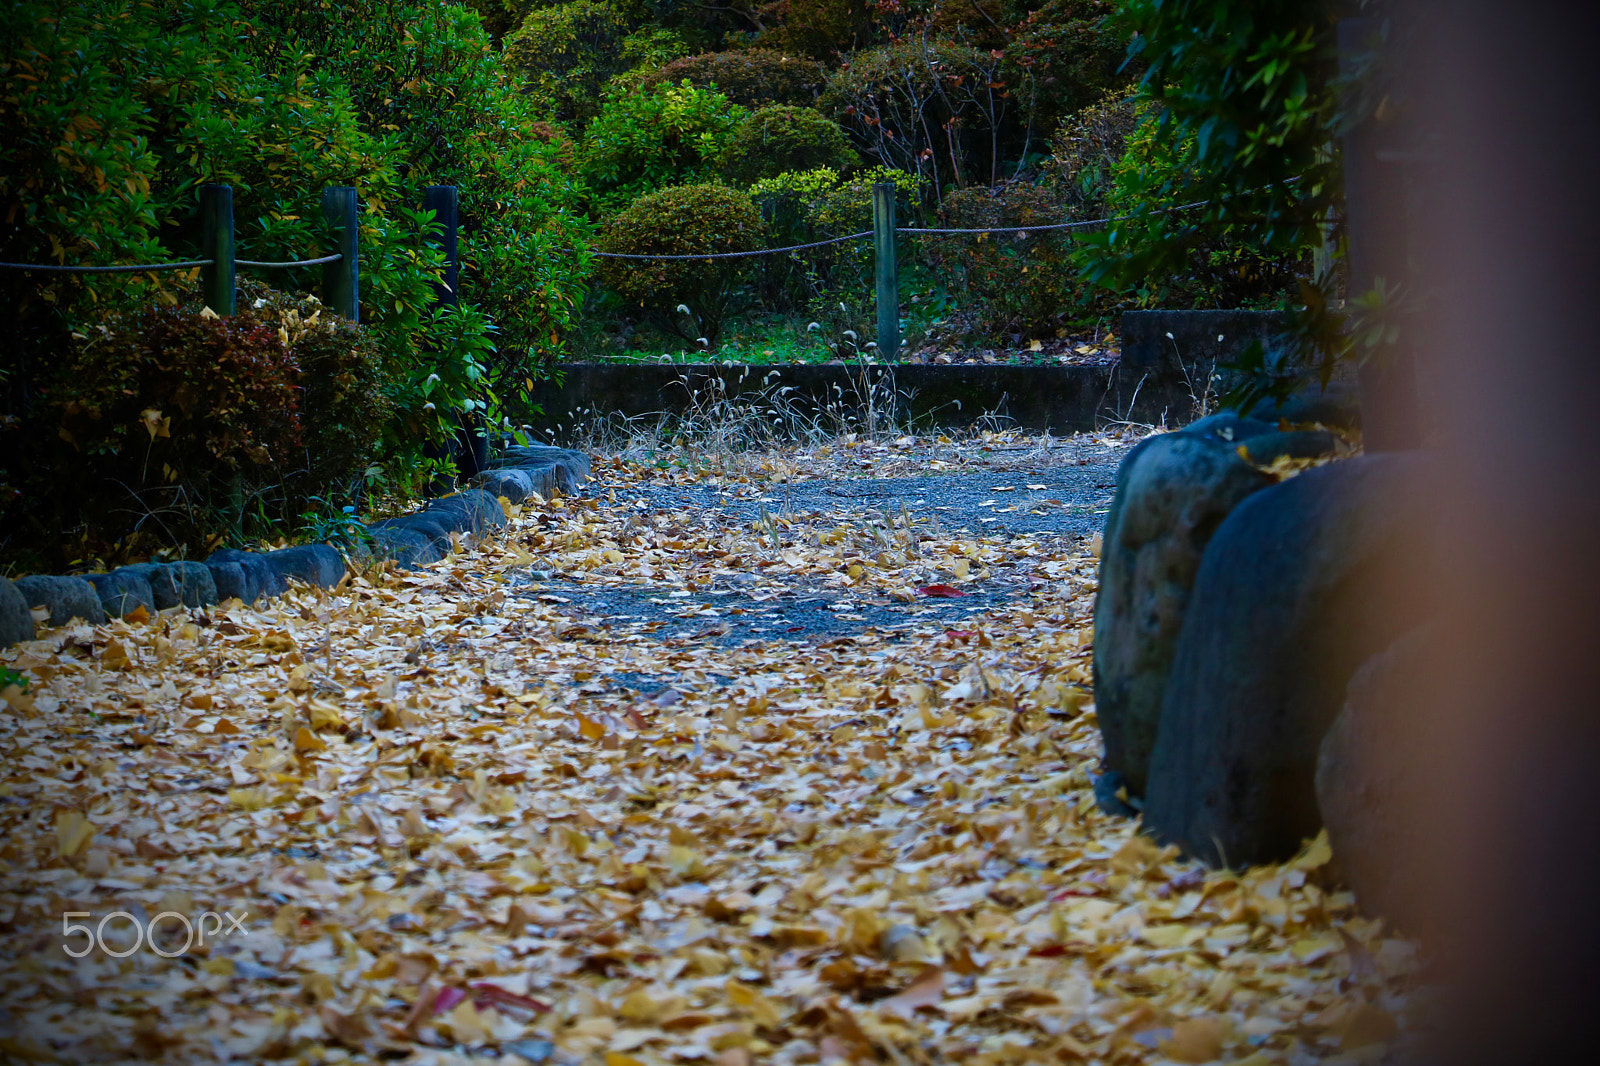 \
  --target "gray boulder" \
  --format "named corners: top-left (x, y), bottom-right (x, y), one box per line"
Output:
top-left (365, 526), bottom-right (443, 569)
top-left (13, 575), bottom-right (106, 626)
top-left (263, 544), bottom-right (345, 589)
top-left (422, 489), bottom-right (505, 536)
top-left (206, 561), bottom-right (254, 604)
top-left (370, 513), bottom-right (453, 551)
top-left (0, 578), bottom-right (34, 647)
top-left (498, 445), bottom-right (591, 493)
top-left (1143, 452), bottom-right (1438, 867)
top-left (168, 561), bottom-right (218, 608)
top-left (207, 549), bottom-right (288, 600)
top-left (85, 570), bottom-right (156, 619)
top-left (1092, 413), bottom-right (1337, 794)
top-left (1245, 381), bottom-right (1362, 431)
top-left (474, 468), bottom-right (535, 504)
top-left (120, 563), bottom-right (181, 610)
top-left (1317, 624), bottom-right (1447, 942)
